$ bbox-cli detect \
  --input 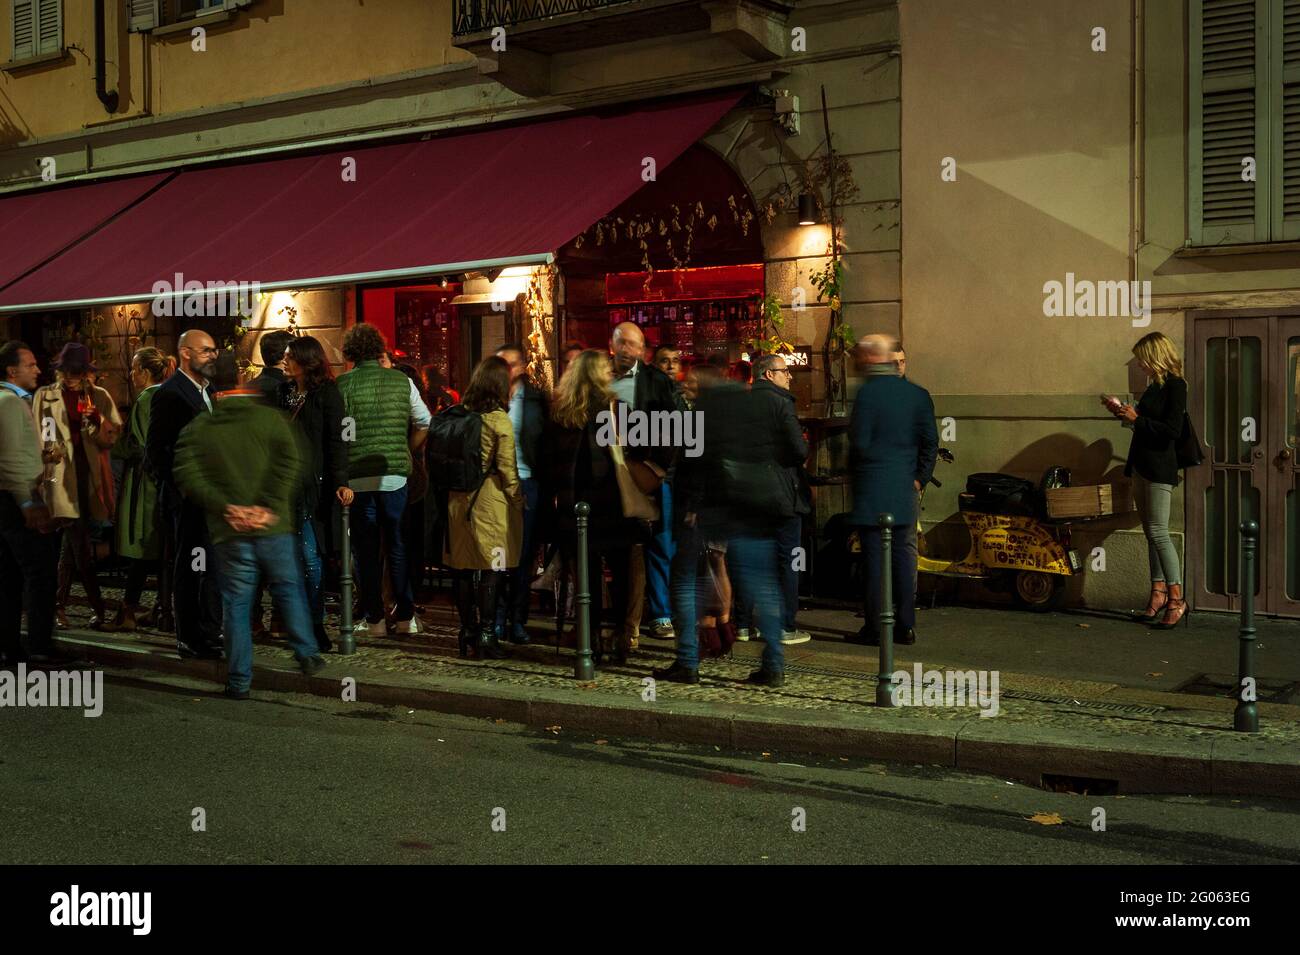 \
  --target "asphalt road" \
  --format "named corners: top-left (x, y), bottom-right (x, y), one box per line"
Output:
top-left (2, 676), bottom-right (1298, 865)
